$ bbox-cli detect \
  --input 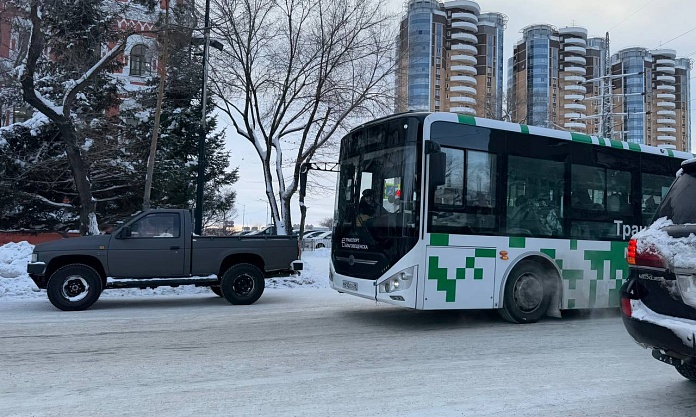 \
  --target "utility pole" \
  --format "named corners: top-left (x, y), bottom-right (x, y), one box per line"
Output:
top-left (194, 0), bottom-right (212, 235)
top-left (601, 32), bottom-right (613, 139)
